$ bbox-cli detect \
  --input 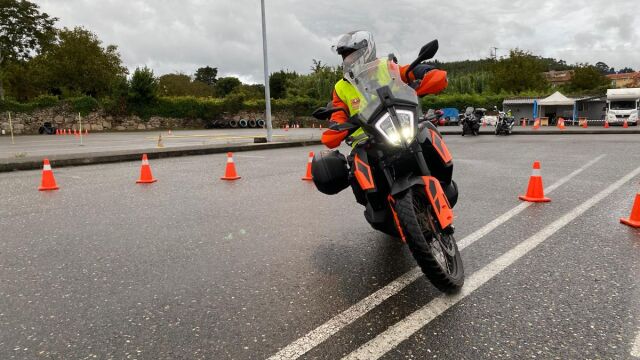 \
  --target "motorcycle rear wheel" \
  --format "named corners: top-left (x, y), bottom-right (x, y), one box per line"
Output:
top-left (395, 186), bottom-right (464, 293)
